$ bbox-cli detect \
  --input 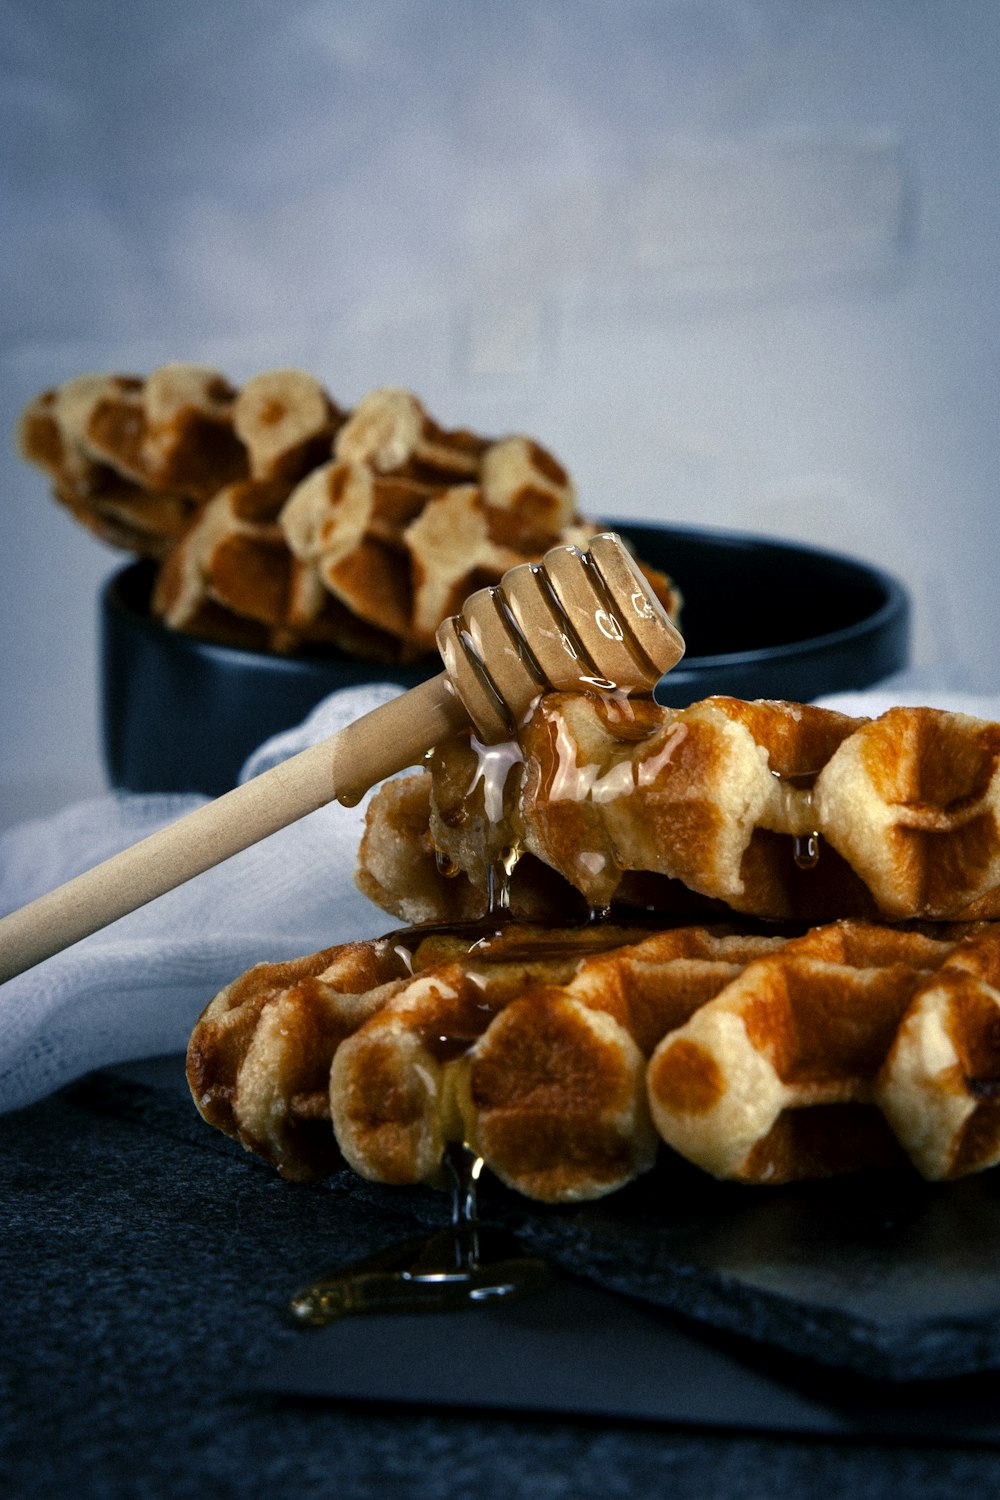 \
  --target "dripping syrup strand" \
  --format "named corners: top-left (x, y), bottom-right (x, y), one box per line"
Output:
top-left (770, 768), bottom-right (822, 871)
top-left (484, 843), bottom-right (521, 914)
top-left (793, 832), bottom-right (821, 869)
top-left (288, 1144), bottom-right (552, 1326)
